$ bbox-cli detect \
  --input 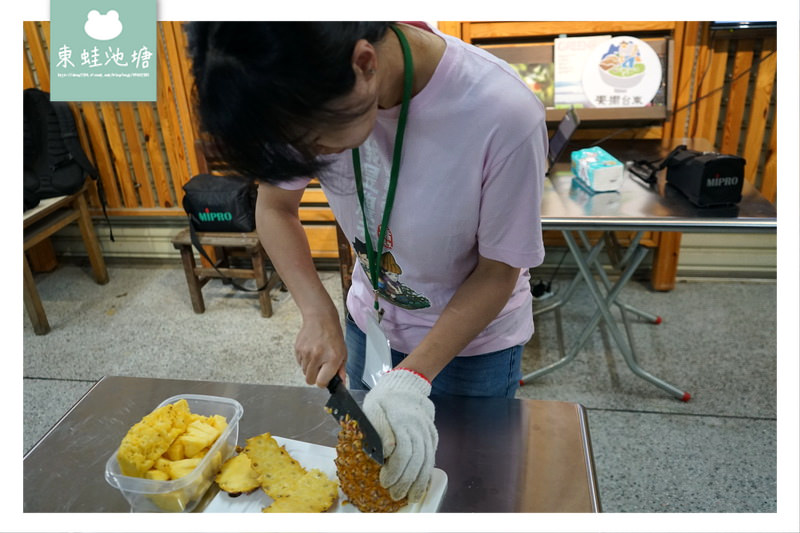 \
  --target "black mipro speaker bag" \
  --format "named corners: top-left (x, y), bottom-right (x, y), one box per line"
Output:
top-left (182, 173), bottom-right (257, 233)
top-left (182, 173), bottom-right (267, 292)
